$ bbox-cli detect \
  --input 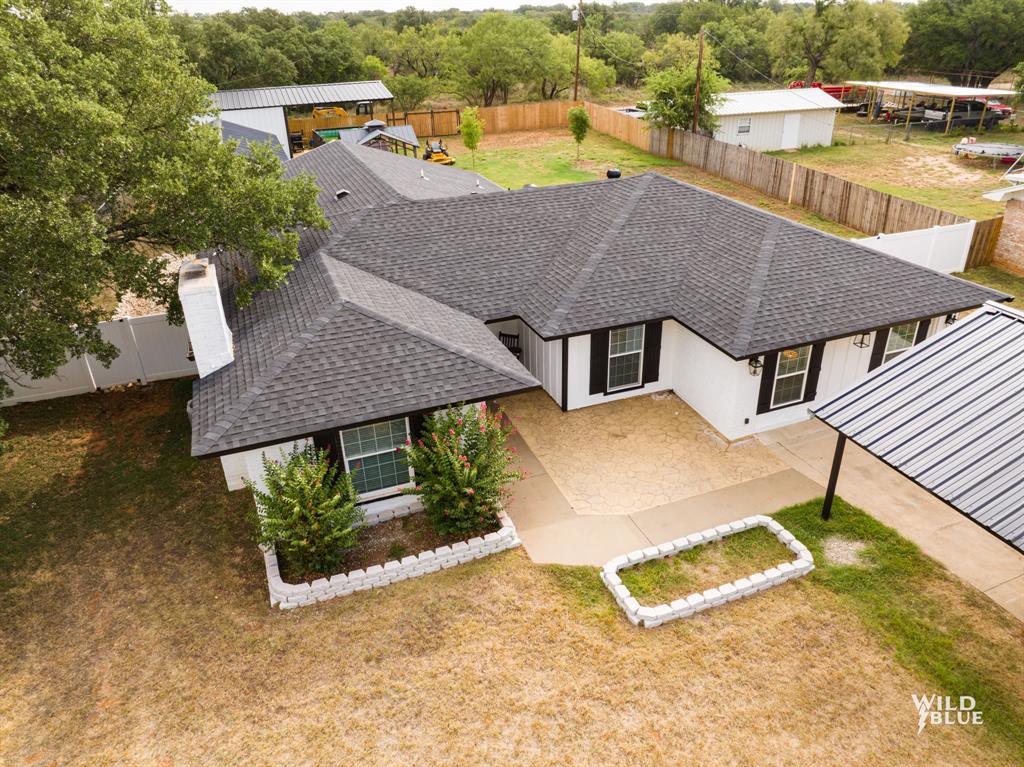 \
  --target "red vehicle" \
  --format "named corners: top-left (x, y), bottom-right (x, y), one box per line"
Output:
top-left (788, 80), bottom-right (859, 101)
